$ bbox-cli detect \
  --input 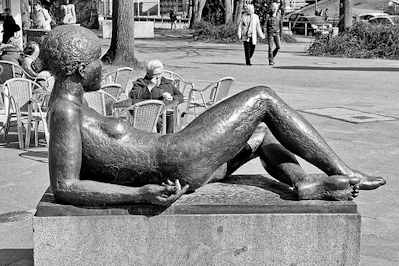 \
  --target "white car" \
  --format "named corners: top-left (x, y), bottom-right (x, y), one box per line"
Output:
top-left (356, 12), bottom-right (391, 22)
top-left (368, 16), bottom-right (395, 25)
